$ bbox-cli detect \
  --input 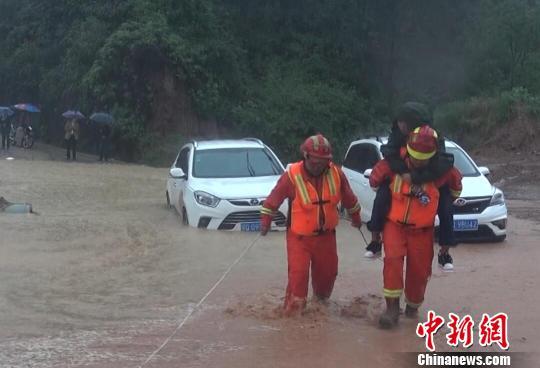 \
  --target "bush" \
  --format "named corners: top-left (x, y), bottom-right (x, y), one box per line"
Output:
top-left (231, 63), bottom-right (378, 163)
top-left (435, 88), bottom-right (540, 149)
